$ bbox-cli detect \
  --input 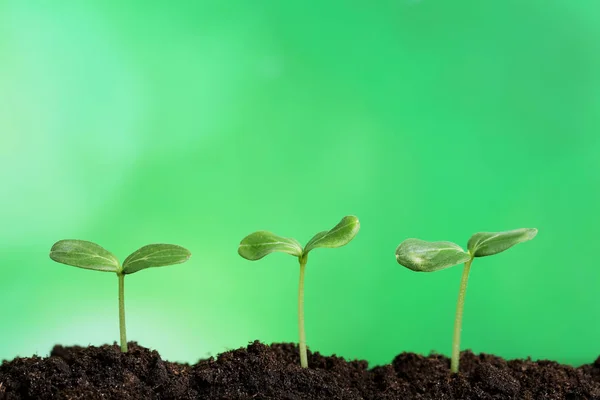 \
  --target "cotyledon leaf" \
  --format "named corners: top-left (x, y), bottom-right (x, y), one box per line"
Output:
top-left (395, 239), bottom-right (471, 272)
top-left (467, 228), bottom-right (538, 258)
top-left (49, 240), bottom-right (120, 272)
top-left (303, 215), bottom-right (360, 254)
top-left (122, 244), bottom-right (191, 274)
top-left (238, 231), bottom-right (303, 260)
